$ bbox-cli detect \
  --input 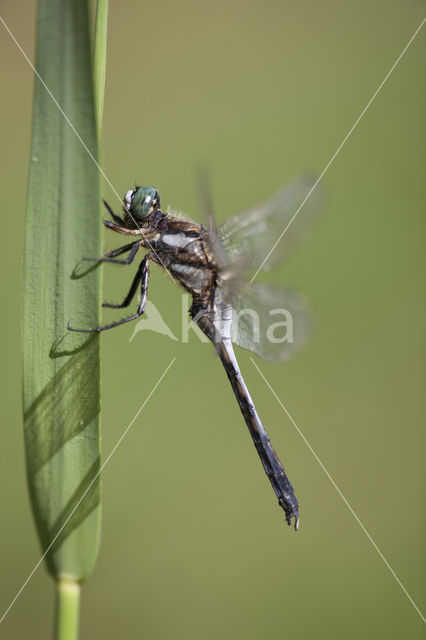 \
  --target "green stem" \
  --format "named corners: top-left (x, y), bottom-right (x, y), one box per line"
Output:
top-left (54, 579), bottom-right (81, 640)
